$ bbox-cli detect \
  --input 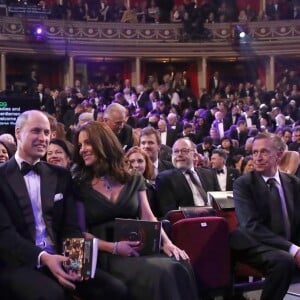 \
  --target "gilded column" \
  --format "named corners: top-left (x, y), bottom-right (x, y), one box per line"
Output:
top-left (0, 53), bottom-right (6, 92)
top-left (132, 57), bottom-right (141, 87)
top-left (197, 57), bottom-right (207, 90)
top-left (64, 56), bottom-right (74, 87)
top-left (266, 56), bottom-right (275, 91)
